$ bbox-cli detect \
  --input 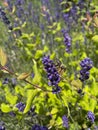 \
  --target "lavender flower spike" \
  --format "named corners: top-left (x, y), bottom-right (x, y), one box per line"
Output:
top-left (42, 55), bottom-right (61, 93)
top-left (79, 58), bottom-right (93, 82)
top-left (62, 115), bottom-right (69, 128)
top-left (87, 111), bottom-right (95, 123)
